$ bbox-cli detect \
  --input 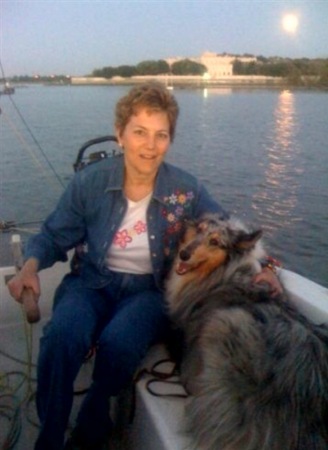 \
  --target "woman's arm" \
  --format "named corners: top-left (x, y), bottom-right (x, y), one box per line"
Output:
top-left (195, 181), bottom-right (283, 297)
